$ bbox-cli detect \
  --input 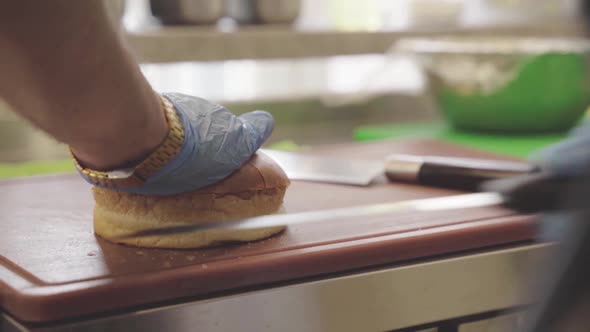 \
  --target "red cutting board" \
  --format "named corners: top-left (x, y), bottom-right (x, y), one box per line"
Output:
top-left (0, 139), bottom-right (536, 323)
